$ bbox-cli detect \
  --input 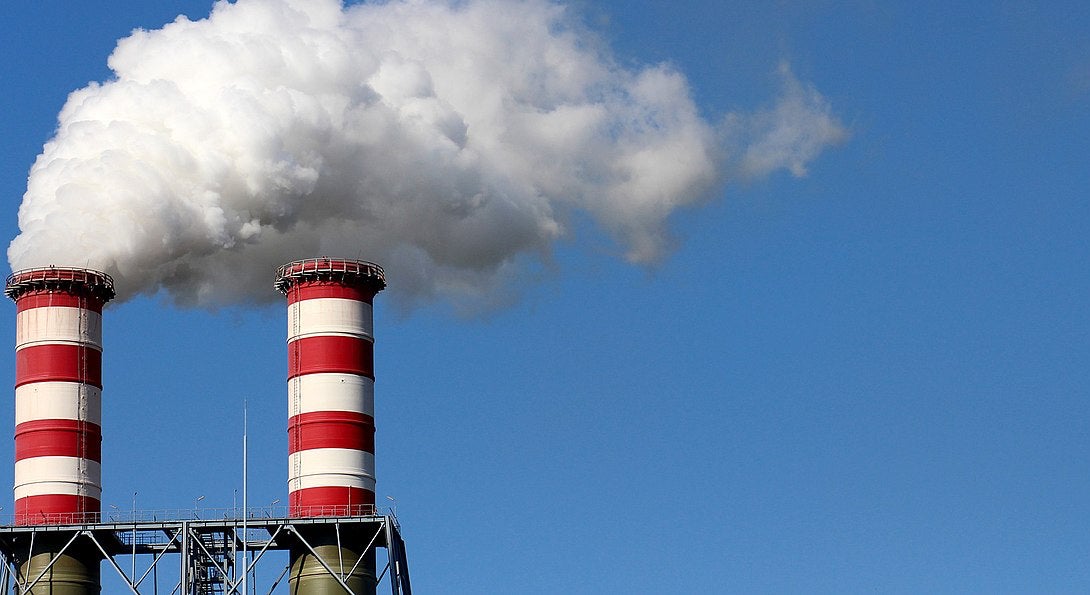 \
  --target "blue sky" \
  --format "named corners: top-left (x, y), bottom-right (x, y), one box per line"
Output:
top-left (2, 1), bottom-right (1089, 593)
